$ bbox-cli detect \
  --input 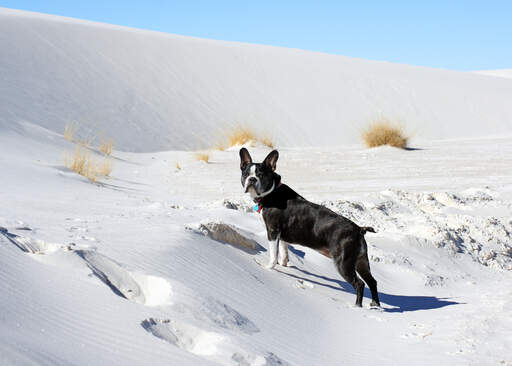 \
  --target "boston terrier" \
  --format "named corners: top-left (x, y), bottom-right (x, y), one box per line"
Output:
top-left (240, 148), bottom-right (380, 307)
